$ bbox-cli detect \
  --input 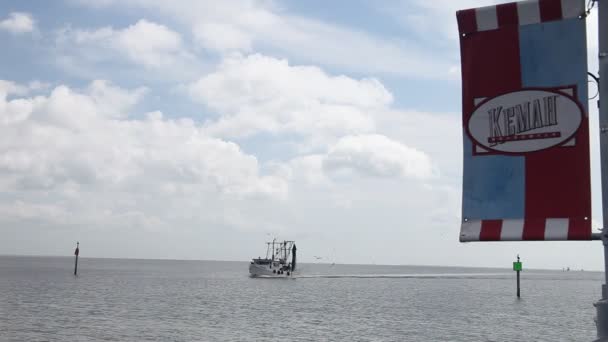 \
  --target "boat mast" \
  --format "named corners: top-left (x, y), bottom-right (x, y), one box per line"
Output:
top-left (283, 241), bottom-right (287, 262)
